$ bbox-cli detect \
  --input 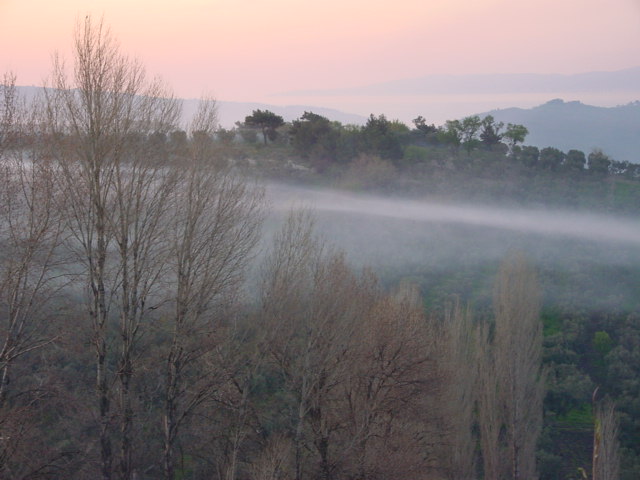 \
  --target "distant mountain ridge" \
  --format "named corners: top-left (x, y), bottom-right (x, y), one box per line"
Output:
top-left (282, 67), bottom-right (640, 96)
top-left (13, 86), bottom-right (640, 162)
top-left (13, 86), bottom-right (367, 128)
top-left (478, 99), bottom-right (640, 162)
